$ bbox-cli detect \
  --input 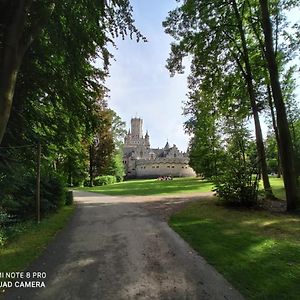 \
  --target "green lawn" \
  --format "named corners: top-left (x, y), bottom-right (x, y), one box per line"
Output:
top-left (268, 177), bottom-right (286, 199)
top-left (79, 177), bottom-right (214, 196)
top-left (0, 205), bottom-right (75, 280)
top-left (170, 199), bottom-right (300, 299)
top-left (80, 176), bottom-right (286, 198)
